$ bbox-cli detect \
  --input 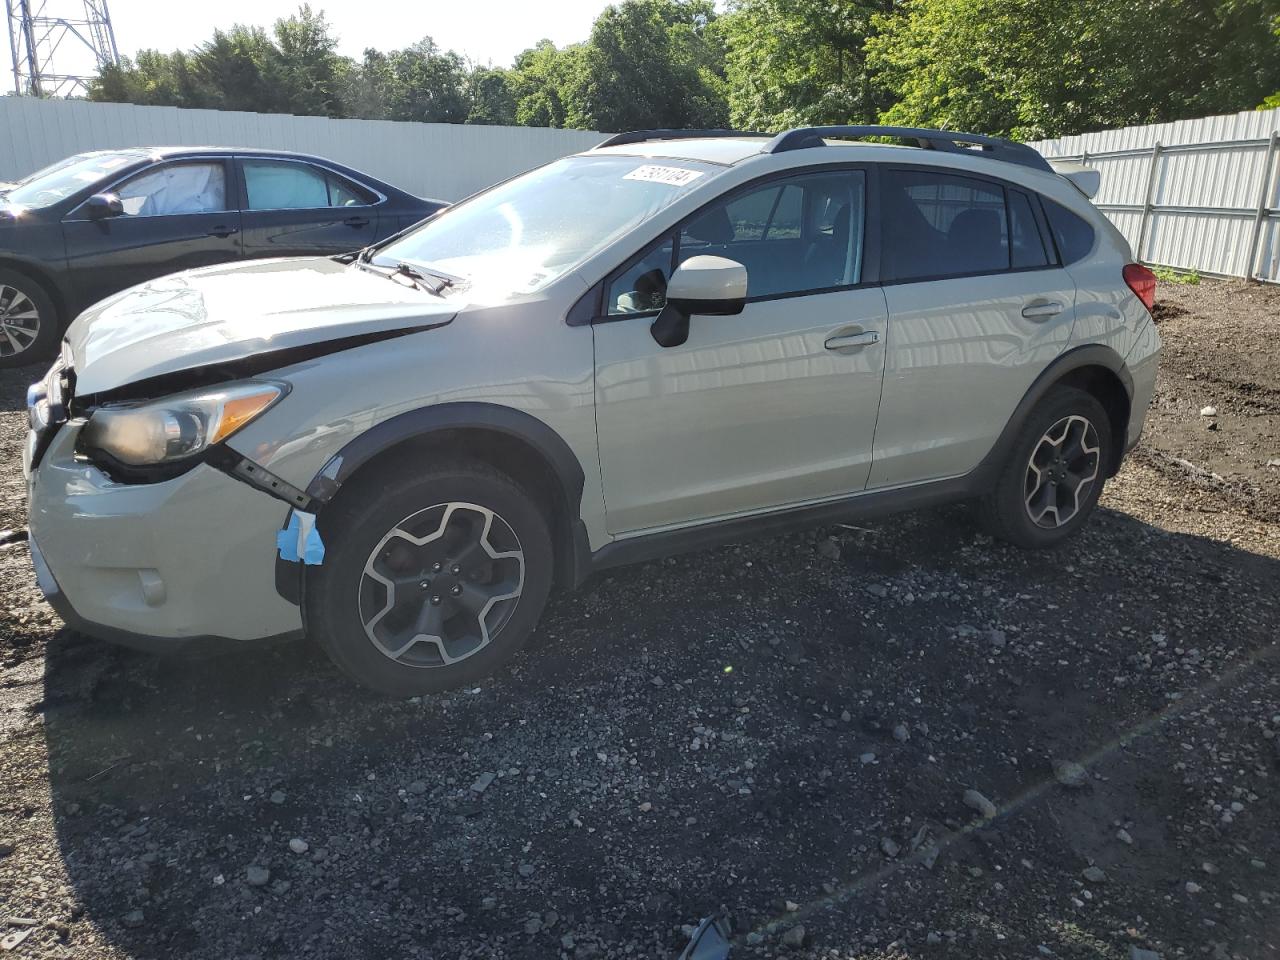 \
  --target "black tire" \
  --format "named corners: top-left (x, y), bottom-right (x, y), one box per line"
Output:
top-left (305, 459), bottom-right (554, 696)
top-left (980, 386), bottom-right (1113, 548)
top-left (0, 268), bottom-right (60, 369)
